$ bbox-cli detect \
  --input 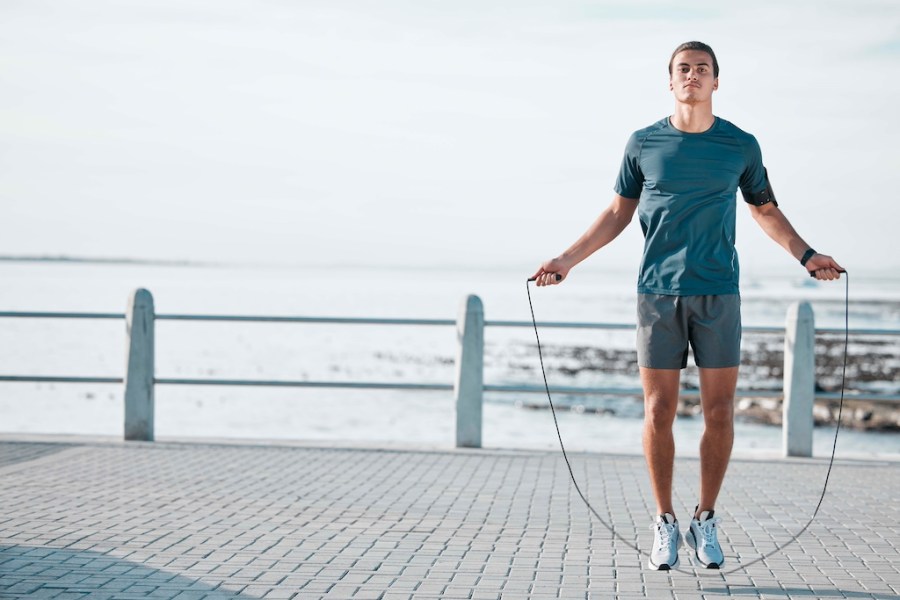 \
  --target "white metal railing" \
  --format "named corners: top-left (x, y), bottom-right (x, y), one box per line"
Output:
top-left (1, 289), bottom-right (898, 456)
